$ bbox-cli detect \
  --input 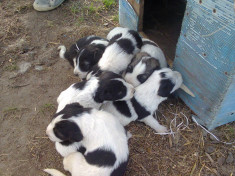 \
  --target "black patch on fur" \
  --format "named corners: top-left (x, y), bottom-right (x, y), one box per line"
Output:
top-left (54, 103), bottom-right (91, 119)
top-left (53, 120), bottom-right (83, 142)
top-left (137, 74), bottom-right (149, 84)
top-left (110, 160), bottom-right (128, 176)
top-left (157, 79), bottom-right (175, 97)
top-left (131, 98), bottom-right (150, 120)
top-left (110, 33), bottom-right (122, 42)
top-left (63, 36), bottom-right (106, 67)
top-left (126, 65), bottom-right (133, 73)
top-left (77, 44), bottom-right (105, 72)
top-left (60, 140), bottom-right (74, 146)
top-left (77, 146), bottom-right (86, 154)
top-left (73, 80), bottom-right (87, 90)
top-left (128, 30), bottom-right (143, 49)
top-left (160, 72), bottom-right (166, 78)
top-left (85, 148), bottom-right (116, 167)
top-left (142, 40), bottom-right (159, 47)
top-left (116, 39), bottom-right (134, 54)
top-left (94, 78), bottom-right (127, 103)
top-left (113, 101), bottom-right (131, 117)
top-left (88, 64), bottom-right (103, 78)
